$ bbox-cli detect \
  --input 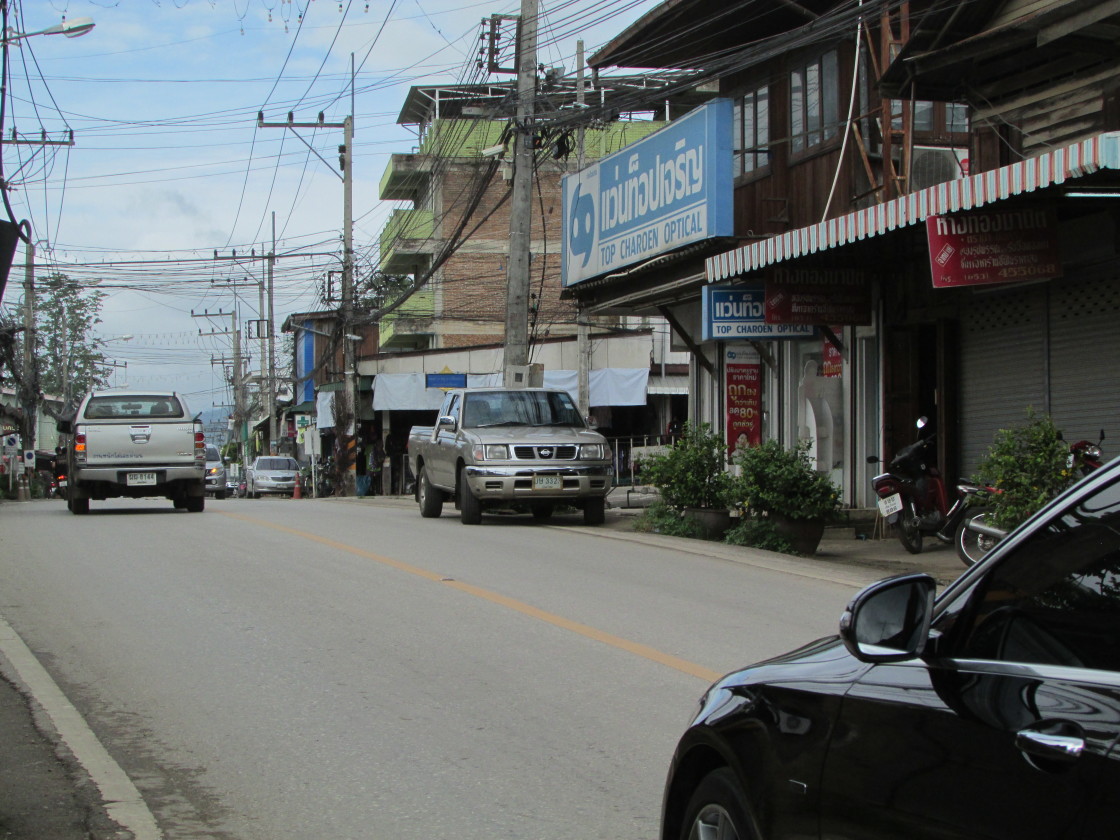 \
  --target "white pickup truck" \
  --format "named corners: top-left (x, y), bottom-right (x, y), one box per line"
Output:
top-left (408, 387), bottom-right (613, 525)
top-left (57, 389), bottom-right (207, 514)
